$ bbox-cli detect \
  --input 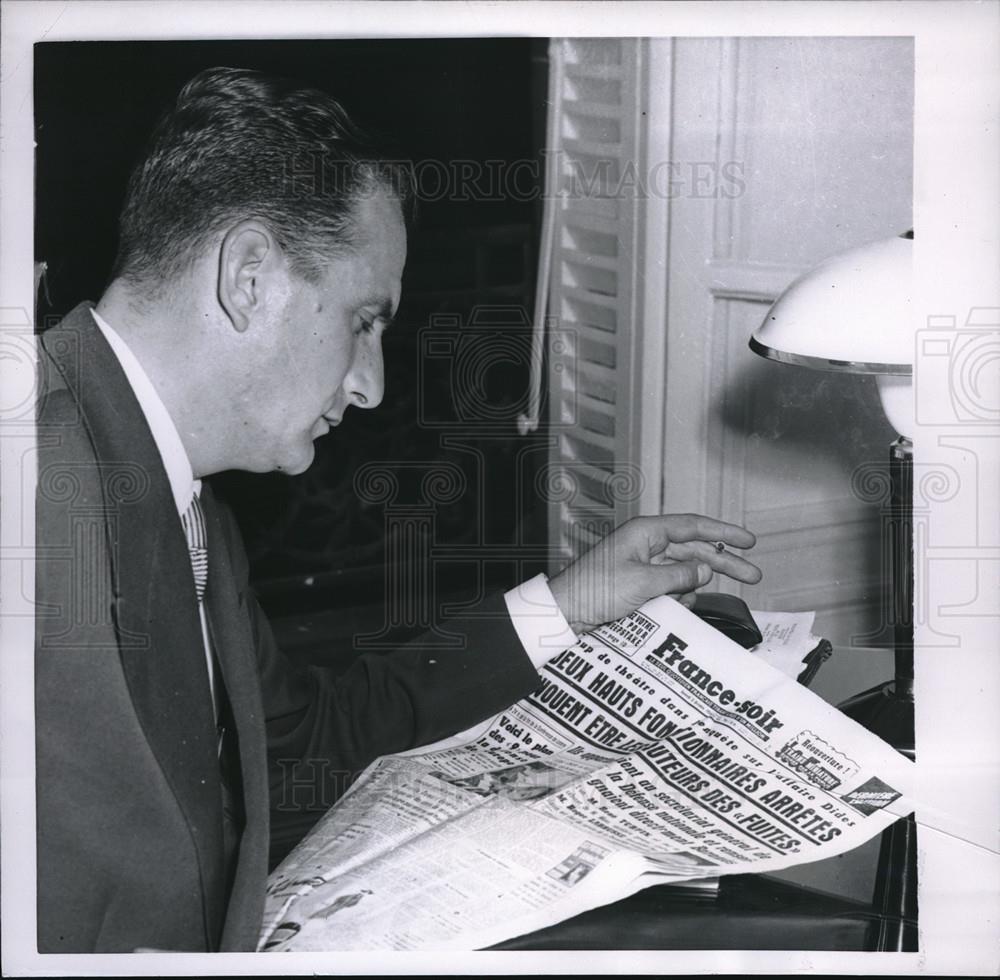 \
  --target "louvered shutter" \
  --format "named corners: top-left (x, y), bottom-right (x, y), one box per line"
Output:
top-left (545, 38), bottom-right (670, 569)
